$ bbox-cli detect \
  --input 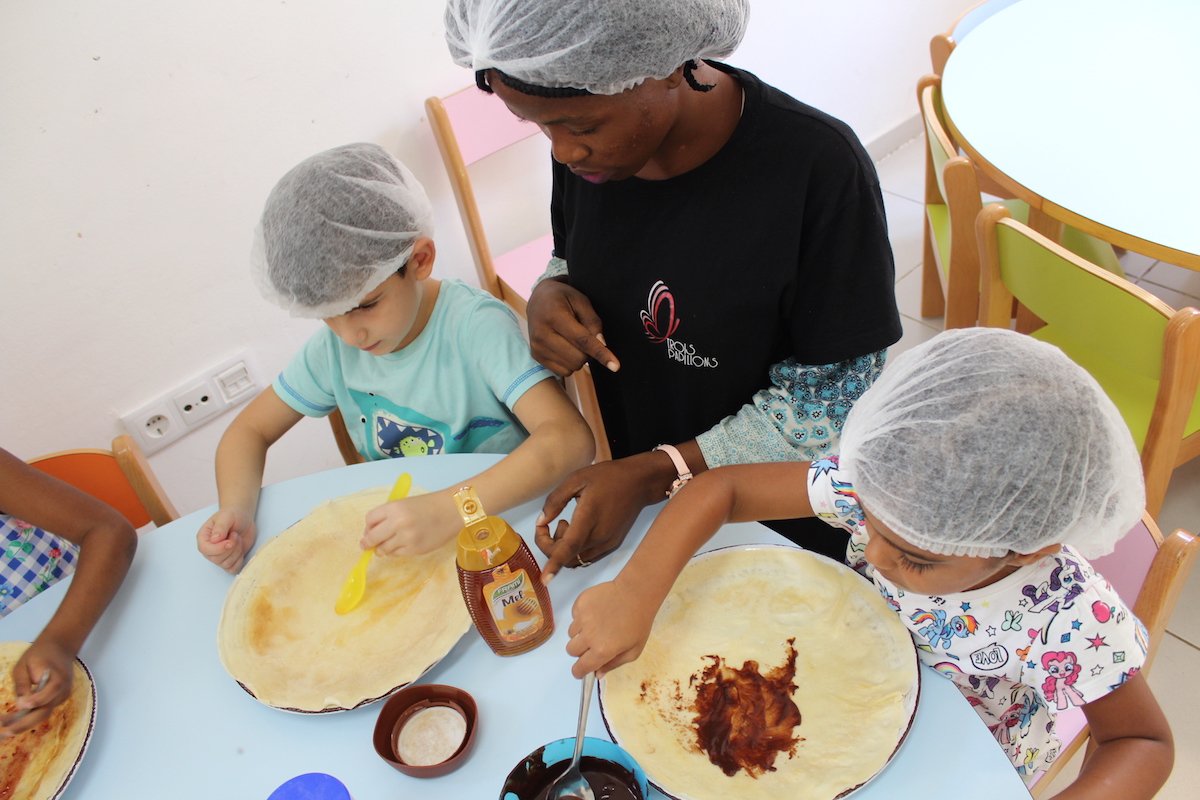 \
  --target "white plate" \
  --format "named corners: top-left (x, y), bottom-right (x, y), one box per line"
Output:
top-left (216, 487), bottom-right (471, 713)
top-left (598, 545), bottom-right (919, 800)
top-left (0, 643), bottom-right (96, 800)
